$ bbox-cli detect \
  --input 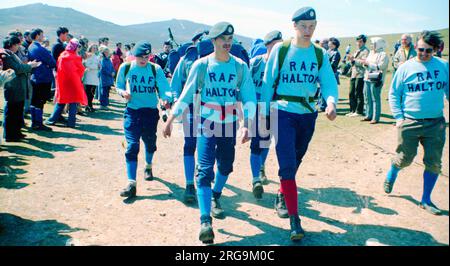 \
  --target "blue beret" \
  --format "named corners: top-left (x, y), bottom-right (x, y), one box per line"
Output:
top-left (209, 22), bottom-right (234, 39)
top-left (292, 7), bottom-right (316, 22)
top-left (264, 30), bottom-right (283, 45)
top-left (133, 41), bottom-right (152, 57)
